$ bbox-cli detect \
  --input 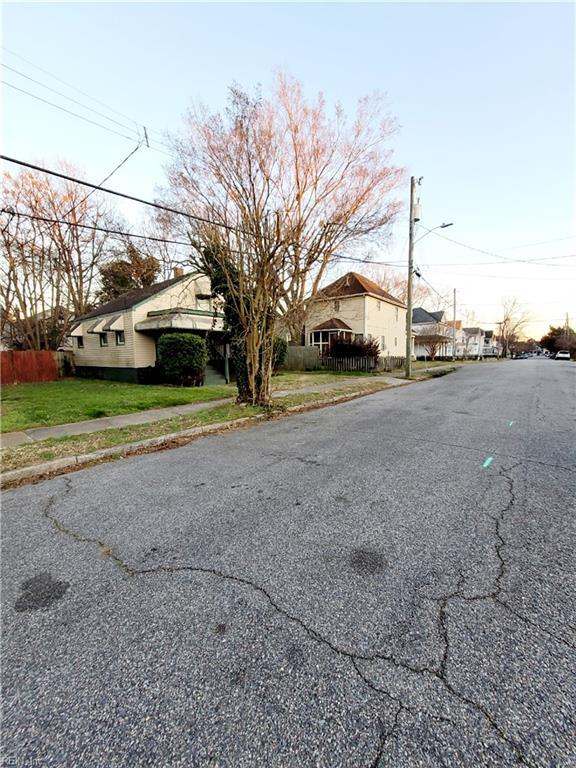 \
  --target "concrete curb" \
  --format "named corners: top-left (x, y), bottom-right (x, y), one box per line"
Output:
top-left (1, 386), bottom-right (397, 487)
